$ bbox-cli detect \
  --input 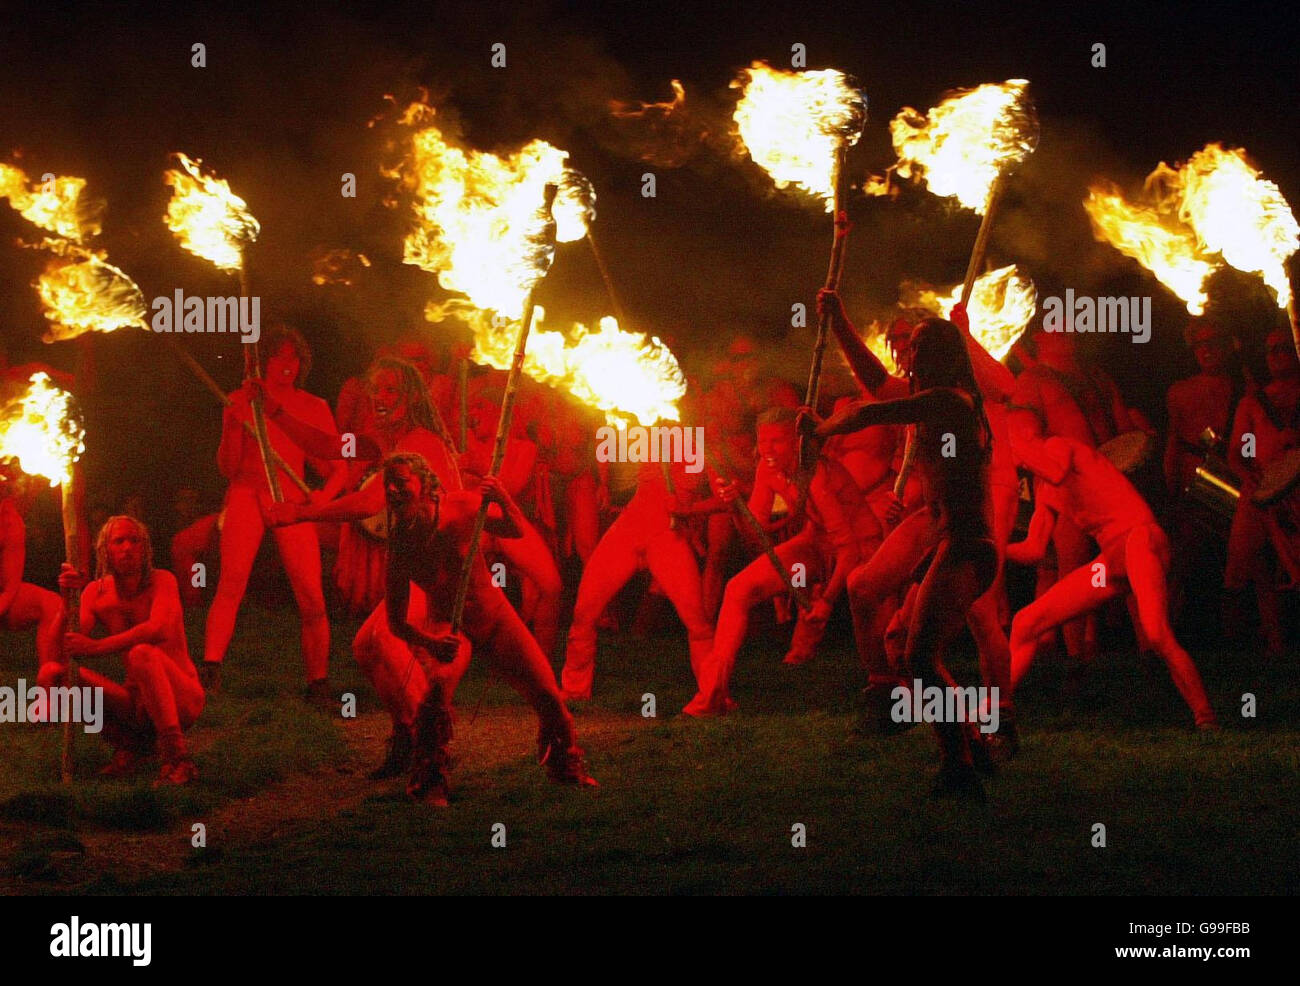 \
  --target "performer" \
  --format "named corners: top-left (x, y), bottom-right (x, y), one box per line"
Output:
top-left (1006, 434), bottom-right (1218, 729)
top-left (821, 293), bottom-right (1016, 750)
top-left (684, 407), bottom-right (880, 716)
top-left (269, 355), bottom-right (461, 775)
top-left (561, 454), bottom-right (715, 702)
top-left (808, 317), bottom-right (1000, 798)
top-left (699, 376), bottom-right (759, 619)
top-left (1224, 327), bottom-right (1300, 657)
top-left (1164, 320), bottom-right (1243, 498)
top-left (54, 516), bottom-right (204, 784)
top-left (382, 452), bottom-right (596, 805)
top-left (1, 463), bottom-right (63, 675)
top-left (201, 325), bottom-right (349, 701)
top-left (1007, 323), bottom-right (1154, 670)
